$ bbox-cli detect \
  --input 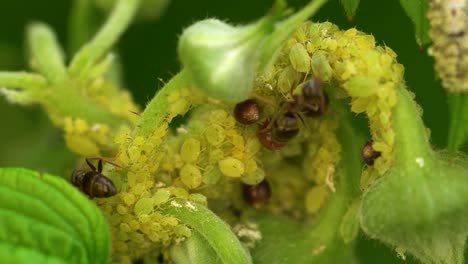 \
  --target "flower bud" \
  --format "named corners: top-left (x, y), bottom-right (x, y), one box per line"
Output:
top-left (178, 18), bottom-right (274, 102)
